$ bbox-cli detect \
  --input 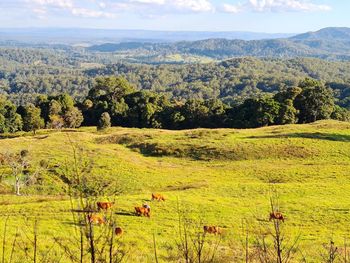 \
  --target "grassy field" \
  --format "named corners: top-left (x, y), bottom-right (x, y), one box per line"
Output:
top-left (1, 120), bottom-right (350, 262)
